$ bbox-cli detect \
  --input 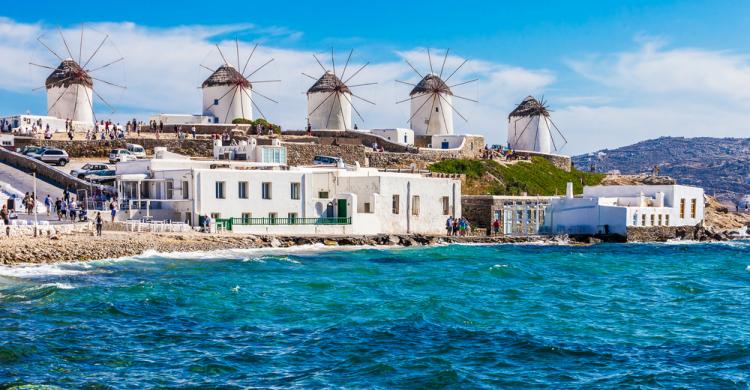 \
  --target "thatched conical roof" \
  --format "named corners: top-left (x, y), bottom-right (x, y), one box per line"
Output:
top-left (202, 64), bottom-right (251, 88)
top-left (307, 71), bottom-right (350, 94)
top-left (508, 96), bottom-right (549, 119)
top-left (410, 74), bottom-right (452, 96)
top-left (45, 59), bottom-right (93, 89)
